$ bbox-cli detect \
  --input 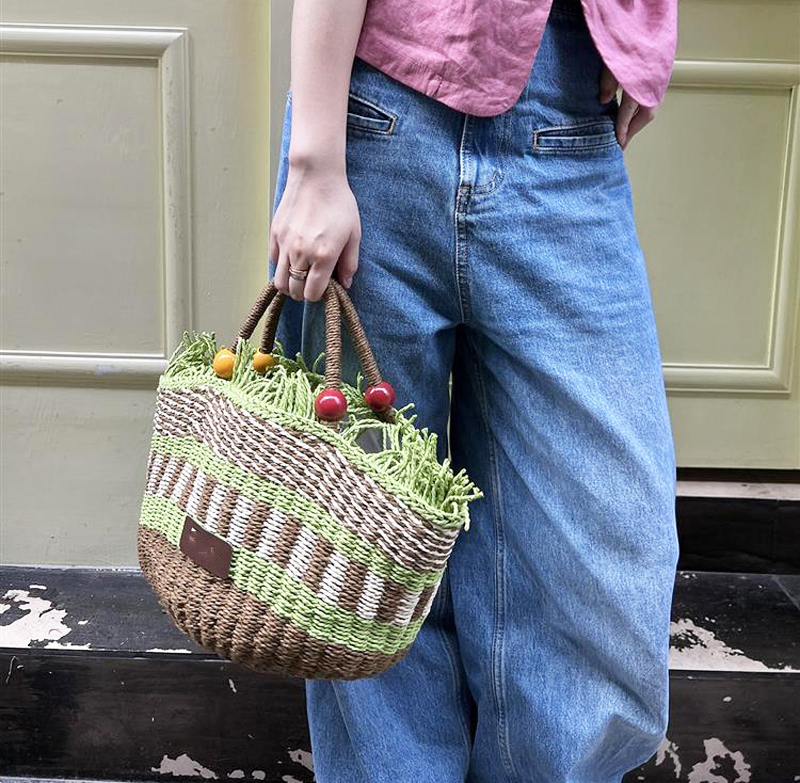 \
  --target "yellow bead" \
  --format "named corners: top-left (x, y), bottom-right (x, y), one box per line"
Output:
top-left (212, 348), bottom-right (236, 379)
top-left (252, 351), bottom-right (277, 374)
